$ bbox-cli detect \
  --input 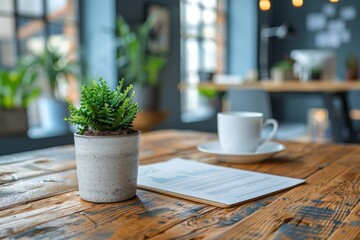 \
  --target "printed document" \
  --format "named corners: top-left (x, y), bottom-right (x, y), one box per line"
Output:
top-left (138, 158), bottom-right (305, 207)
